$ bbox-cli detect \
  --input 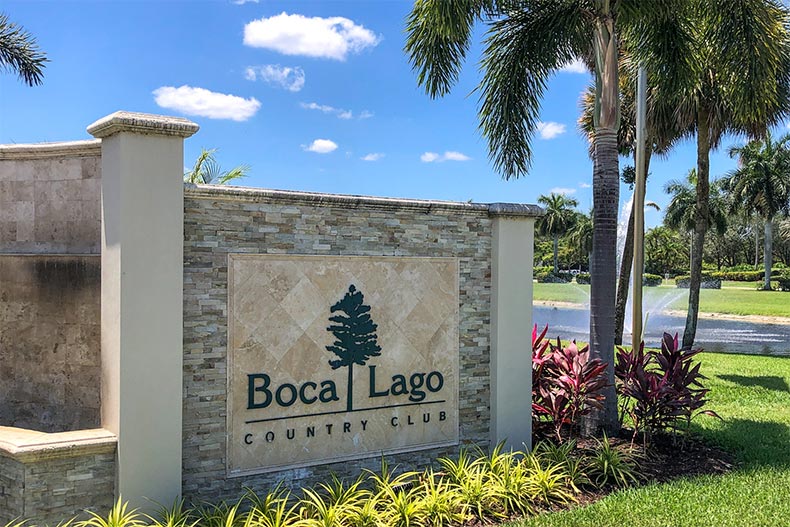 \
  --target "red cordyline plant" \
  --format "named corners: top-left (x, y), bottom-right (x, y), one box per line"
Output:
top-left (532, 324), bottom-right (609, 441)
top-left (615, 332), bottom-right (721, 445)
